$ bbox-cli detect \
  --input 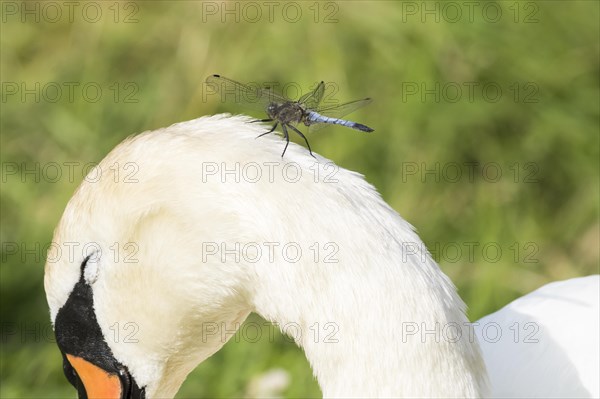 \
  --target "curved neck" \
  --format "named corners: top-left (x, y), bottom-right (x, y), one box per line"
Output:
top-left (245, 186), bottom-right (488, 397)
